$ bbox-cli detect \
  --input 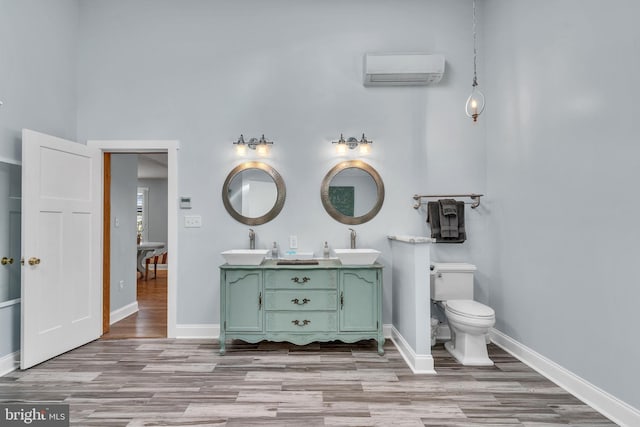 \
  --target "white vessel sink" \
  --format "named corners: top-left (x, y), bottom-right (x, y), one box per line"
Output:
top-left (334, 249), bottom-right (381, 265)
top-left (221, 249), bottom-right (269, 265)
